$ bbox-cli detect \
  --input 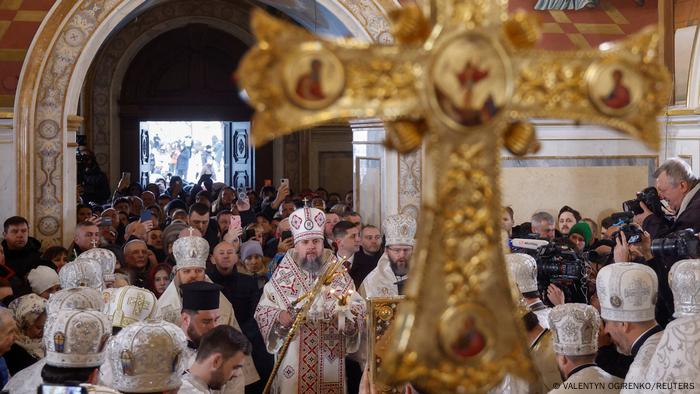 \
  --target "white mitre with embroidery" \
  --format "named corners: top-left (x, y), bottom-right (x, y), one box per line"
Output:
top-left (59, 259), bottom-right (104, 290)
top-left (77, 248), bottom-right (117, 282)
top-left (108, 320), bottom-right (187, 393)
top-left (646, 259), bottom-right (700, 393)
top-left (549, 303), bottom-right (599, 356)
top-left (44, 308), bottom-right (112, 368)
top-left (506, 253), bottom-right (538, 293)
top-left (383, 214), bottom-right (416, 246)
top-left (596, 262), bottom-right (657, 322)
top-left (104, 285), bottom-right (158, 328)
top-left (669, 259), bottom-right (700, 317)
top-left (289, 207), bottom-right (326, 242)
top-left (46, 287), bottom-right (105, 316)
top-left (172, 234), bottom-right (209, 270)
